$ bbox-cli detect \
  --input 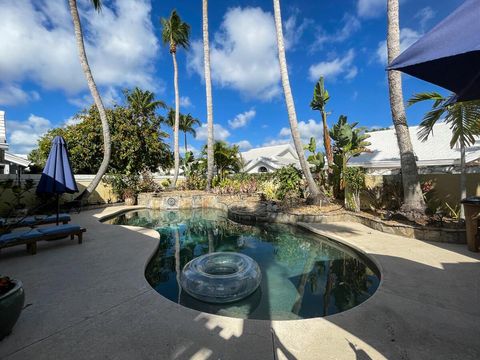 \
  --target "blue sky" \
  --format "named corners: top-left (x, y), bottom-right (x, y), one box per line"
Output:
top-left (0, 0), bottom-right (464, 156)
